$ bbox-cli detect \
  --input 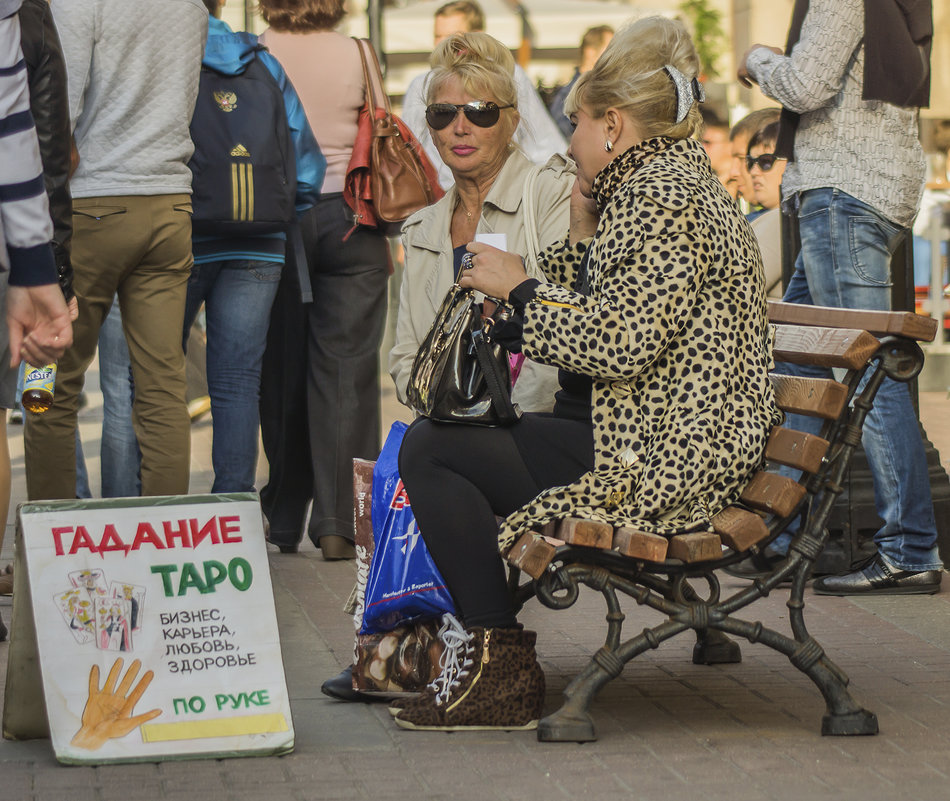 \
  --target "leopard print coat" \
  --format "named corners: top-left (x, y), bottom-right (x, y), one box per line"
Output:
top-left (498, 136), bottom-right (781, 552)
